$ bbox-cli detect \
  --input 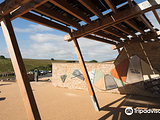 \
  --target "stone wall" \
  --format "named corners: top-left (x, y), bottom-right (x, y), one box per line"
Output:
top-left (52, 63), bottom-right (114, 91)
top-left (51, 41), bottom-right (160, 98)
